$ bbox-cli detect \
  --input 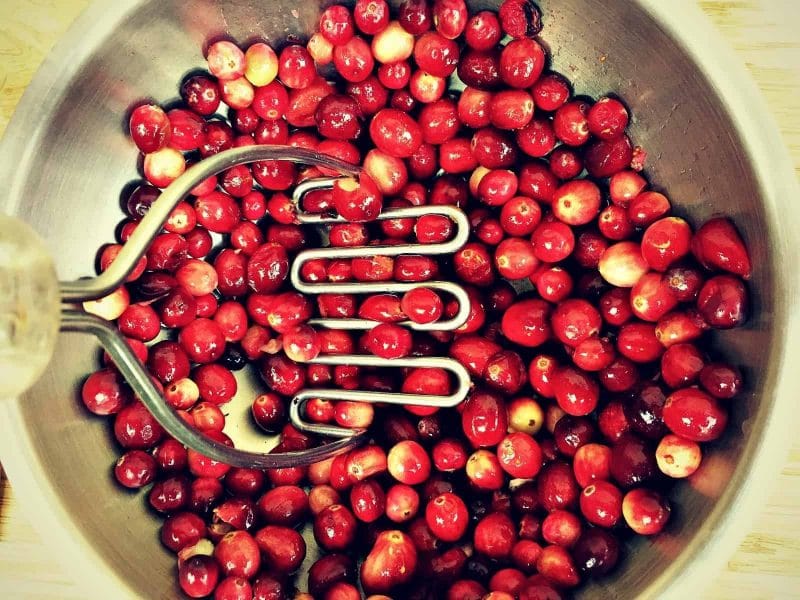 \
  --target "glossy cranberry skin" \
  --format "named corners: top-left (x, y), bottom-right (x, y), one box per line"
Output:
top-left (388, 440), bottom-right (432, 485)
top-left (315, 94), bottom-right (363, 140)
top-left (553, 101), bottom-right (590, 146)
top-left (551, 416), bottom-right (594, 458)
top-left (497, 432), bottom-right (543, 479)
top-left (699, 362), bottom-right (742, 399)
top-left (501, 299), bottom-right (552, 347)
top-left (661, 343), bottom-right (705, 389)
top-left (353, 0), bottom-right (389, 34)
top-left (551, 367), bottom-right (600, 417)
top-left (584, 135), bottom-right (634, 178)
top-left (81, 368), bottom-right (130, 415)
top-left (550, 299), bottom-right (600, 347)
top-left (537, 461), bottom-right (579, 511)
top-left (610, 433), bottom-right (657, 488)
top-left (129, 104), bottom-right (171, 153)
top-left (245, 242), bottom-right (289, 294)
top-left (179, 555), bottom-right (220, 598)
top-left (499, 38), bottom-right (546, 89)
top-left (663, 387), bottom-right (728, 442)
top-left (181, 74), bottom-right (220, 116)
top-left (424, 492), bottom-right (469, 542)
top-left (691, 216), bottom-right (752, 279)
top-left (471, 127), bottom-right (518, 169)
top-left (214, 530), bottom-right (261, 579)
top-left (147, 340), bottom-right (191, 384)
top-left (113, 450), bottom-right (156, 489)
top-left (178, 318), bottom-right (226, 364)
top-left (474, 512), bottom-right (517, 560)
top-left (458, 48), bottom-right (501, 90)
top-left (622, 488), bottom-right (671, 535)
top-left (641, 217), bottom-right (692, 271)
top-left (462, 390), bottom-right (508, 448)
top-left (617, 322), bottom-right (663, 364)
top-left (149, 475), bottom-right (190, 514)
top-left (578, 480), bottom-right (622, 528)
top-left (483, 350), bottom-right (527, 394)
top-left (587, 97), bottom-right (629, 140)
top-left (519, 161), bottom-right (558, 204)
top-left (308, 554), bottom-right (356, 597)
top-left (114, 402), bottom-right (165, 449)
top-left (193, 363), bottom-right (237, 405)
top-left (532, 220), bottom-right (575, 263)
top-left (369, 108), bottom-right (423, 158)
top-left (256, 485), bottom-right (309, 527)
top-left (573, 528), bottom-right (620, 577)
top-left (696, 275), bottom-right (748, 329)
top-left (255, 525), bottom-right (307, 573)
top-left (333, 173), bottom-right (383, 222)
top-left (314, 504), bottom-right (358, 551)
top-left (656, 434), bottom-right (702, 478)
